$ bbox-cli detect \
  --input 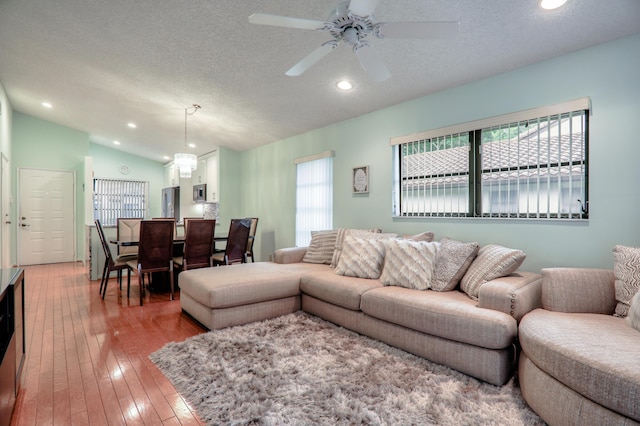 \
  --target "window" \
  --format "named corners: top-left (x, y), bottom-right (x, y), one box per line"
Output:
top-left (93, 178), bottom-right (148, 226)
top-left (392, 98), bottom-right (589, 219)
top-left (295, 151), bottom-right (334, 246)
